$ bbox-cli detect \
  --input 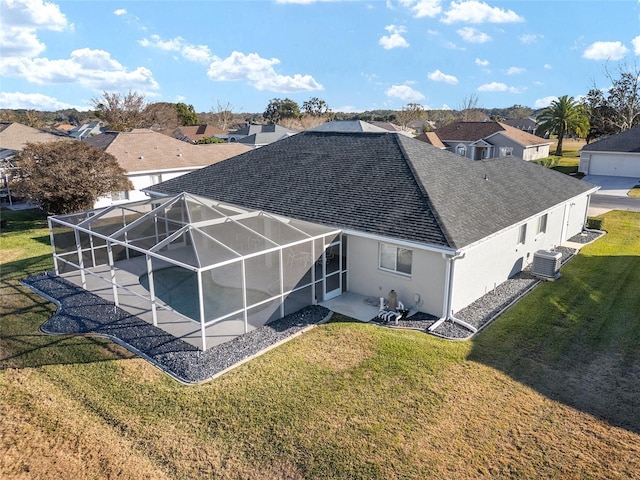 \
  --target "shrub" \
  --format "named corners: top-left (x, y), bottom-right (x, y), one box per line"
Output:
top-left (586, 217), bottom-right (604, 230)
top-left (533, 156), bottom-right (561, 168)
